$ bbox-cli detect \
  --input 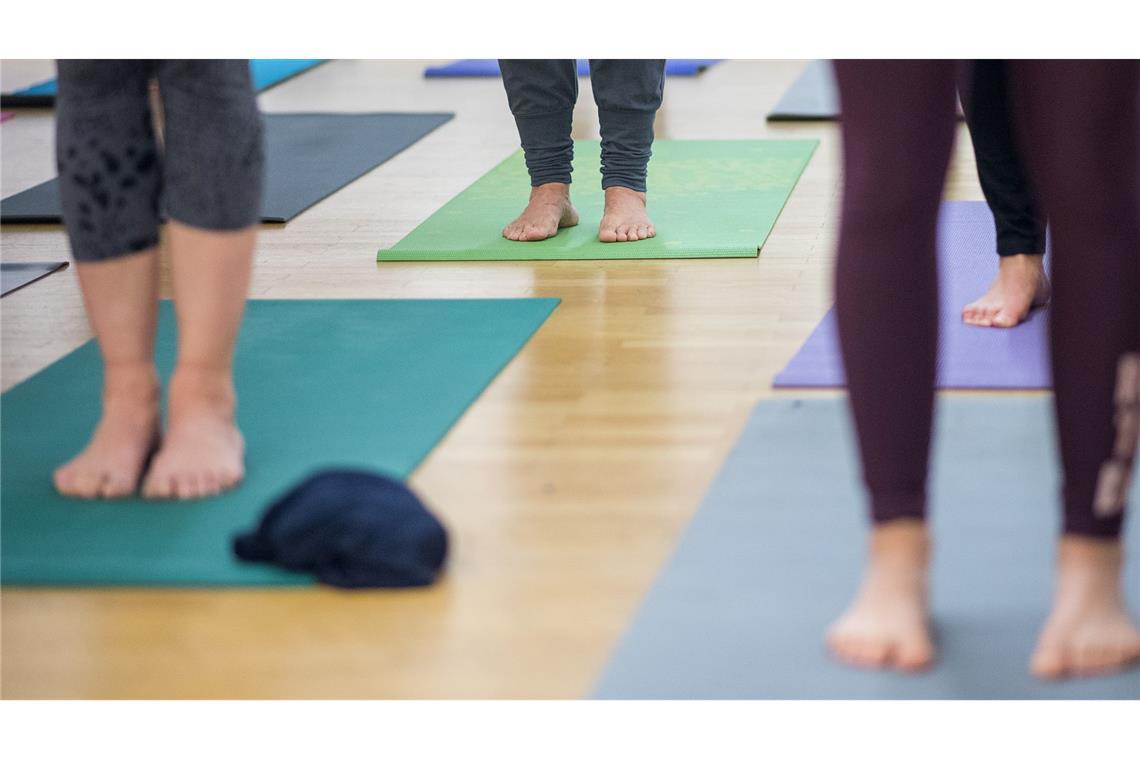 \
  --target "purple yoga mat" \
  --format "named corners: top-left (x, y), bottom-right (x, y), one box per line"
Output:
top-left (0, 112), bottom-right (13, 123)
top-left (773, 201), bottom-right (1051, 390)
